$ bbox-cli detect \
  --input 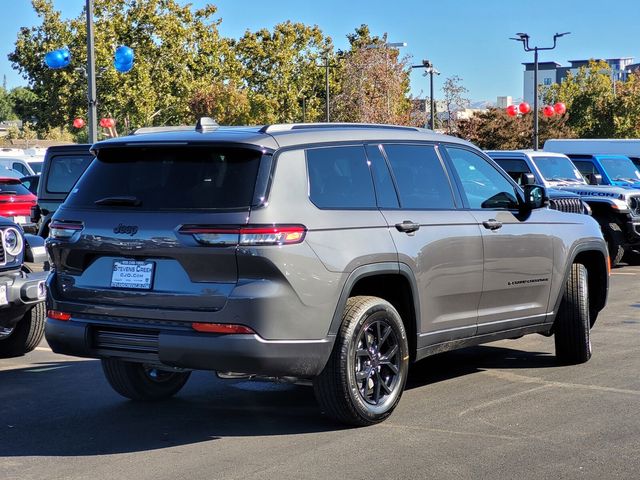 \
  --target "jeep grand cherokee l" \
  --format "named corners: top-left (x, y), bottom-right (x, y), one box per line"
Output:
top-left (45, 122), bottom-right (609, 426)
